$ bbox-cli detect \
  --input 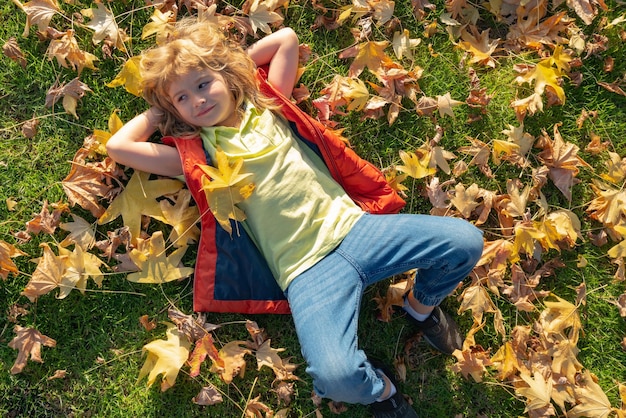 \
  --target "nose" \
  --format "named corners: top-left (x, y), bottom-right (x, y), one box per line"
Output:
top-left (194, 95), bottom-right (206, 107)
